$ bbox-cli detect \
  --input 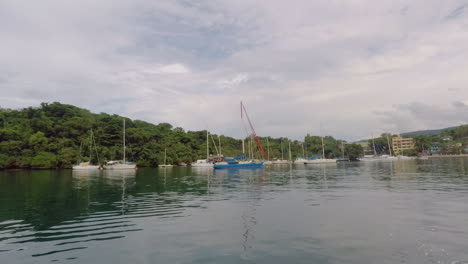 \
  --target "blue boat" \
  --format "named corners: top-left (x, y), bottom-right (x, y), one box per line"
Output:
top-left (214, 161), bottom-right (264, 169)
top-left (214, 157), bottom-right (264, 169)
